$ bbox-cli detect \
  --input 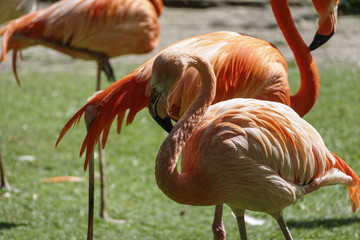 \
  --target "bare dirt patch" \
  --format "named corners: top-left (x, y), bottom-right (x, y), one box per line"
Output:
top-left (157, 4), bottom-right (360, 68)
top-left (1, 3), bottom-right (359, 78)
